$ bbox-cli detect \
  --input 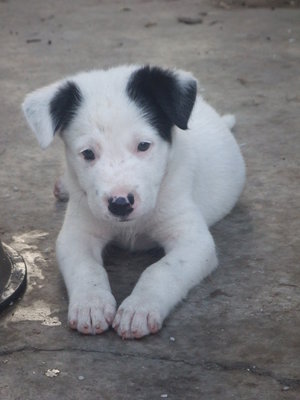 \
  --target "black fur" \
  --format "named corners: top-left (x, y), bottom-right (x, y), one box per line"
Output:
top-left (50, 81), bottom-right (82, 133)
top-left (126, 66), bottom-right (197, 142)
